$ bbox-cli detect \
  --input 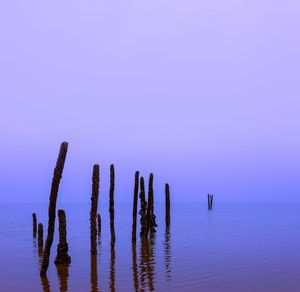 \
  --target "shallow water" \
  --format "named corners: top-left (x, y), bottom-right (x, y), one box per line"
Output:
top-left (0, 202), bottom-right (300, 291)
